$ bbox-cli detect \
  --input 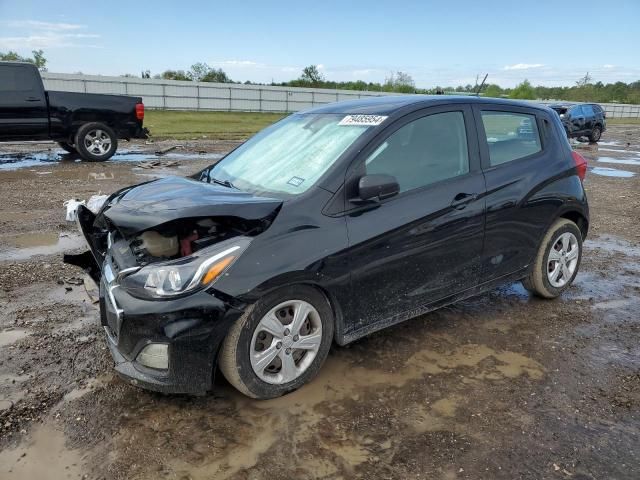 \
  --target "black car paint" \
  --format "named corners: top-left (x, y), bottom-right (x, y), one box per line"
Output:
top-left (75, 95), bottom-right (589, 394)
top-left (101, 176), bottom-right (283, 237)
top-left (0, 62), bottom-right (146, 142)
top-left (549, 103), bottom-right (606, 139)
